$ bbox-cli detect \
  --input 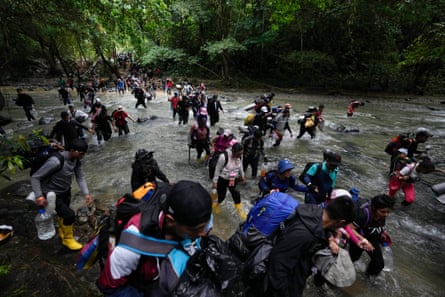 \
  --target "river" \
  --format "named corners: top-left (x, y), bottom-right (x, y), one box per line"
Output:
top-left (1, 85), bottom-right (444, 297)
